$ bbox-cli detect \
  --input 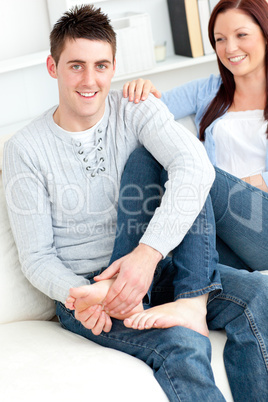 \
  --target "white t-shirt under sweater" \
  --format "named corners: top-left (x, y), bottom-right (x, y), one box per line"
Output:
top-left (213, 110), bottom-right (267, 178)
top-left (60, 117), bottom-right (104, 178)
top-left (3, 91), bottom-right (214, 303)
